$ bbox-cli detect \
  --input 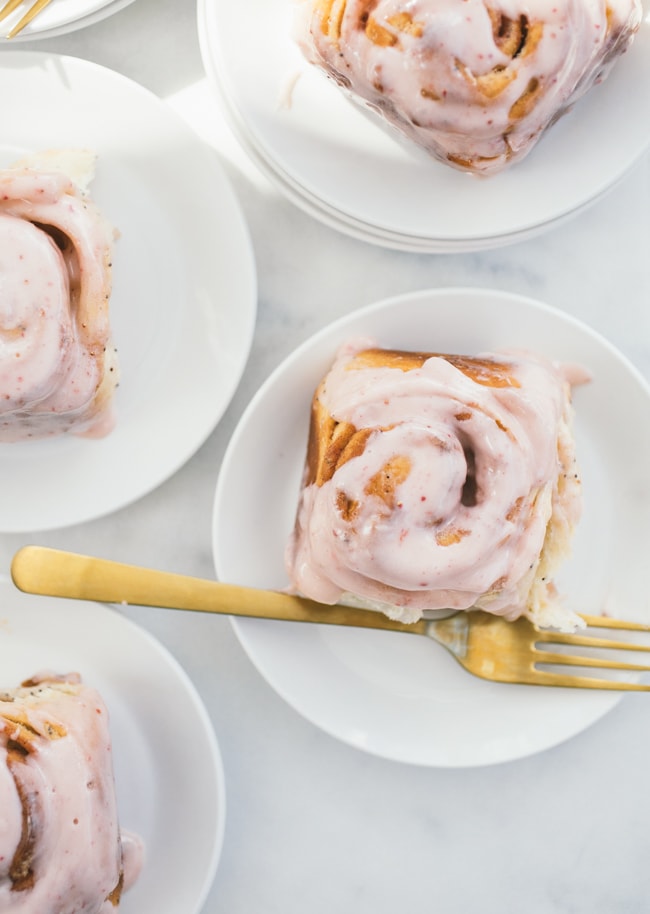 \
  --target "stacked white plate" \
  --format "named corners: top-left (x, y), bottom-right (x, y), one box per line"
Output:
top-left (198, 0), bottom-right (650, 253)
top-left (0, 0), bottom-right (135, 40)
